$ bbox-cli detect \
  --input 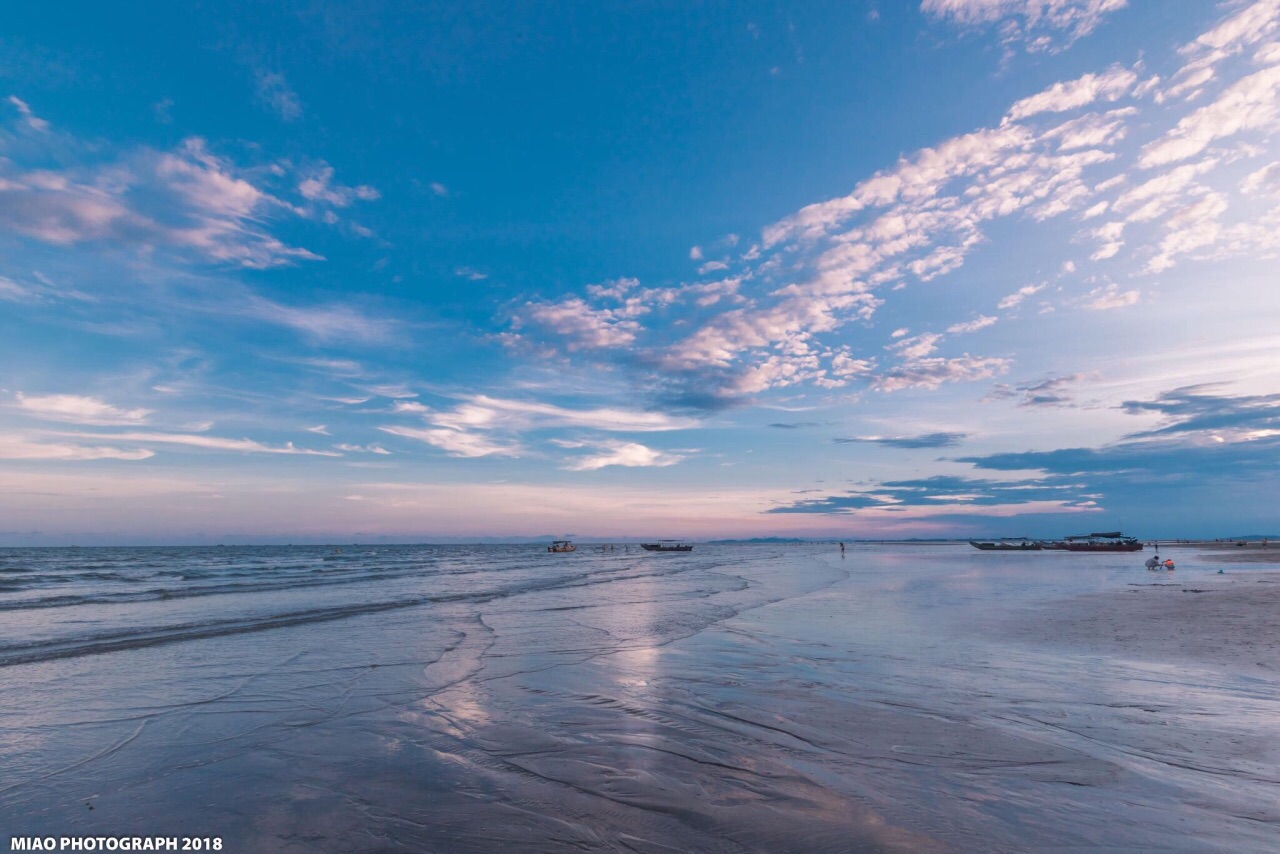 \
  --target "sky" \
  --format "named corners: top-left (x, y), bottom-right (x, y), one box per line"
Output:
top-left (2, 0), bottom-right (1279, 544)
